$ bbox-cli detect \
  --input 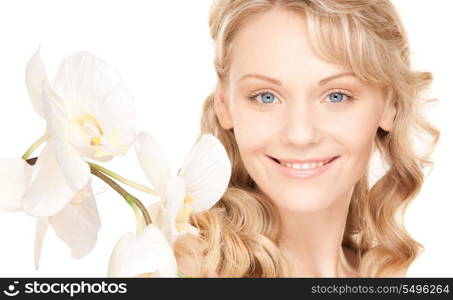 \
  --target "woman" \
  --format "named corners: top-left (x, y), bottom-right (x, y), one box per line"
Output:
top-left (174, 0), bottom-right (439, 277)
